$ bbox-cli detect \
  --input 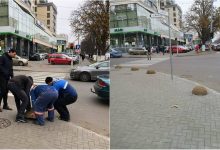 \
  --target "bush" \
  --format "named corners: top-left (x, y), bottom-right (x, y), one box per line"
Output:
top-left (115, 65), bottom-right (122, 69)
